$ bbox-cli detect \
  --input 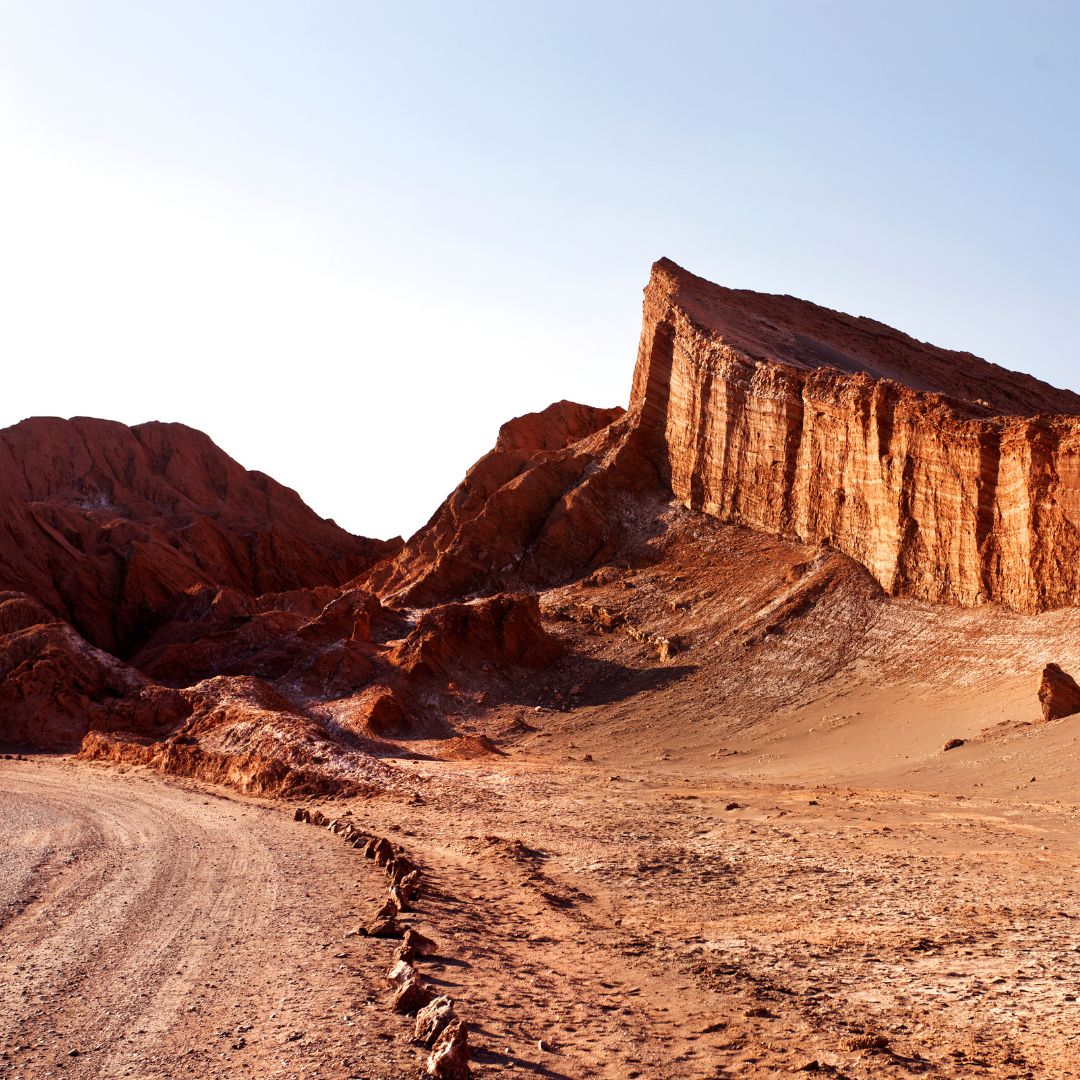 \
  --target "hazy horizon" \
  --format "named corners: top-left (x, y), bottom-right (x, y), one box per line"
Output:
top-left (3, 1), bottom-right (1077, 539)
